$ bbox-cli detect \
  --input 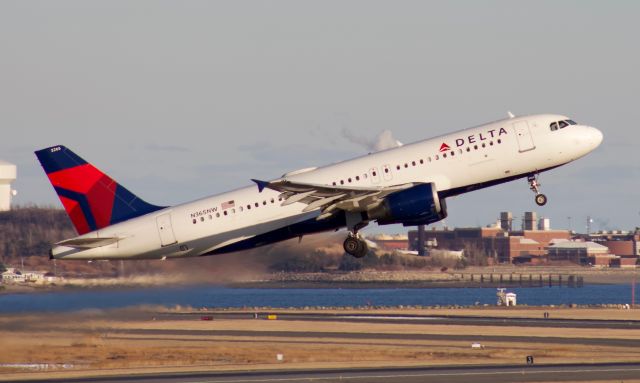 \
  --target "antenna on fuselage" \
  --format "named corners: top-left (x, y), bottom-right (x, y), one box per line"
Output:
top-left (507, 111), bottom-right (515, 119)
